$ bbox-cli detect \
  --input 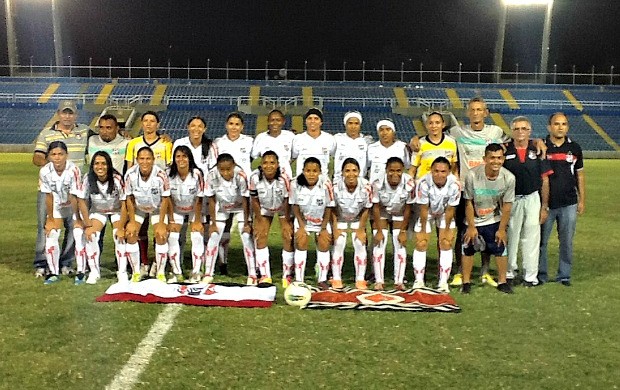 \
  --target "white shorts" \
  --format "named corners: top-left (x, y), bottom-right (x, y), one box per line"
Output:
top-left (335, 221), bottom-right (362, 230)
top-left (134, 210), bottom-right (164, 225)
top-left (171, 212), bottom-right (197, 225)
top-left (53, 204), bottom-right (73, 219)
top-left (414, 214), bottom-right (456, 233)
top-left (215, 209), bottom-right (247, 223)
top-left (294, 219), bottom-right (332, 234)
top-left (379, 211), bottom-right (404, 222)
top-left (90, 212), bottom-right (121, 225)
